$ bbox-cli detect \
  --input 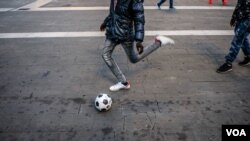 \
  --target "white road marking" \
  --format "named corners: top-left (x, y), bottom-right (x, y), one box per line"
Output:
top-left (13, 0), bottom-right (52, 11)
top-left (1, 6), bottom-right (235, 12)
top-left (0, 8), bottom-right (13, 12)
top-left (30, 7), bottom-right (109, 11)
top-left (0, 30), bottom-right (234, 39)
top-left (27, 6), bottom-right (235, 11)
top-left (146, 30), bottom-right (234, 36)
top-left (163, 6), bottom-right (234, 10)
